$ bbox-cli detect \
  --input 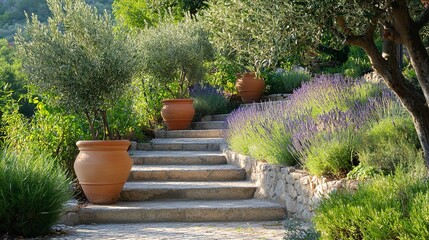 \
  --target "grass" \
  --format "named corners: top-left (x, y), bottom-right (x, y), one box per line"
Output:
top-left (0, 148), bottom-right (72, 237)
